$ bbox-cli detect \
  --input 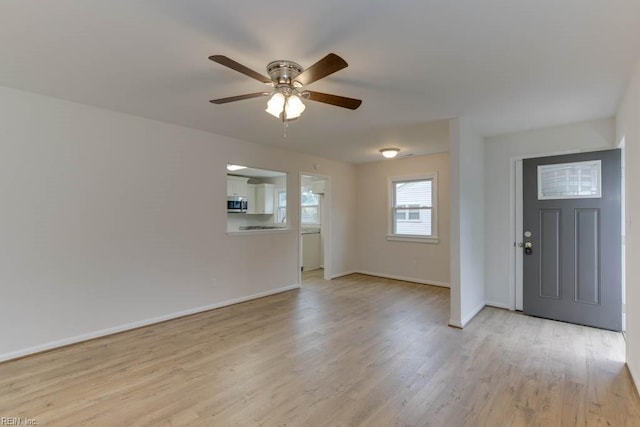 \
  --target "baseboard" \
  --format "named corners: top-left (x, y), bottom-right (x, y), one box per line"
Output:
top-left (485, 300), bottom-right (512, 310)
top-left (356, 270), bottom-right (450, 288)
top-left (329, 270), bottom-right (358, 279)
top-left (449, 302), bottom-right (486, 329)
top-left (448, 319), bottom-right (463, 329)
top-left (628, 361), bottom-right (640, 395)
top-left (0, 283), bottom-right (300, 363)
top-left (461, 303), bottom-right (486, 327)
